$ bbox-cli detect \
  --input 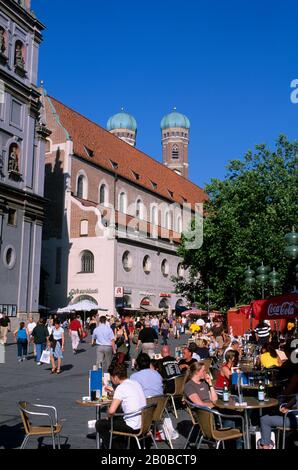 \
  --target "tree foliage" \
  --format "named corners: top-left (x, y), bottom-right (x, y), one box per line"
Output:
top-left (176, 135), bottom-right (298, 311)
